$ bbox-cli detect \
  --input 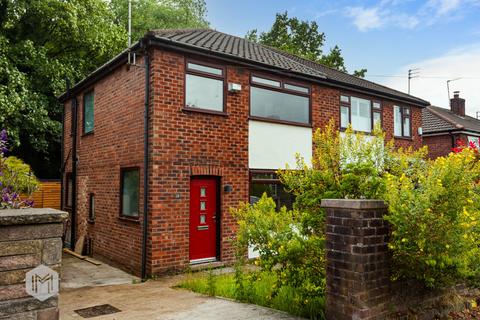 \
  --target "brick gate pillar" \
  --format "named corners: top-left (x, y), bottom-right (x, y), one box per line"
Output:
top-left (321, 199), bottom-right (389, 320)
